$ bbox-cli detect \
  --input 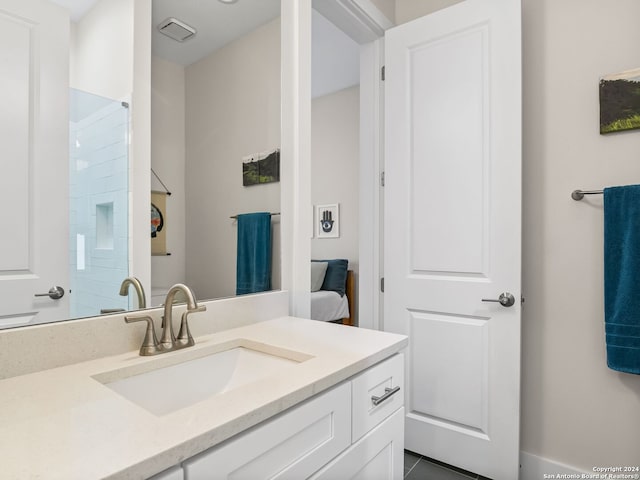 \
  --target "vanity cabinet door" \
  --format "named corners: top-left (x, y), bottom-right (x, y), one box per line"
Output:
top-left (183, 382), bottom-right (351, 480)
top-left (309, 407), bottom-right (405, 480)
